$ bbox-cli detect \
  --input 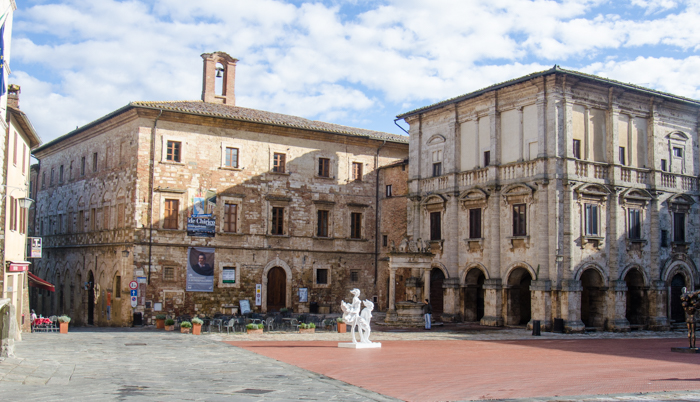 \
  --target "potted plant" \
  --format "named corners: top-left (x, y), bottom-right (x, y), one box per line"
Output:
top-left (57, 315), bottom-right (71, 334)
top-left (180, 321), bottom-right (192, 334)
top-left (246, 323), bottom-right (264, 335)
top-left (299, 322), bottom-right (315, 334)
top-left (164, 318), bottom-right (175, 331)
top-left (155, 314), bottom-right (166, 329)
top-left (336, 317), bottom-right (346, 333)
top-left (192, 317), bottom-right (204, 335)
